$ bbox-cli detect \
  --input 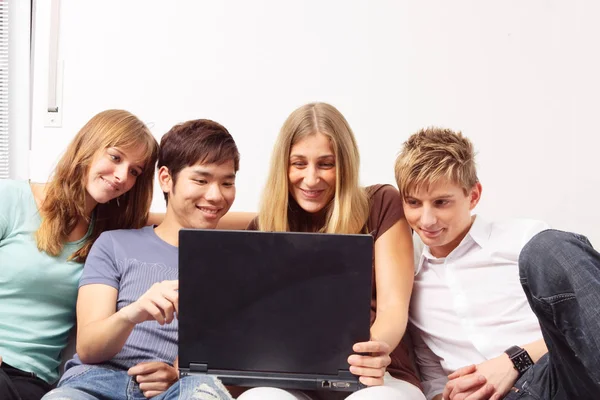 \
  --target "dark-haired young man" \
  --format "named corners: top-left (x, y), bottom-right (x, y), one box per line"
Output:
top-left (43, 119), bottom-right (239, 400)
